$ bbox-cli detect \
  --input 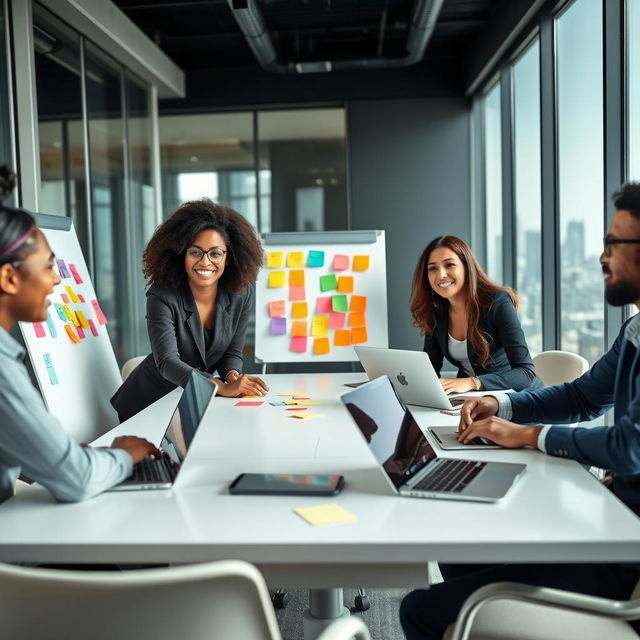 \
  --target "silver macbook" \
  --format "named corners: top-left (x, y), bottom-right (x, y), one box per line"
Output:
top-left (340, 376), bottom-right (525, 502)
top-left (110, 370), bottom-right (216, 491)
top-left (353, 346), bottom-right (463, 409)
